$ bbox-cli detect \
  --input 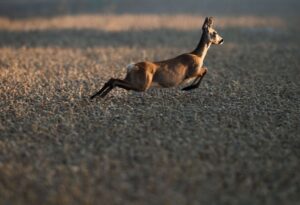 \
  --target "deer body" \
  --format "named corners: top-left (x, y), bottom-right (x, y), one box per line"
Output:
top-left (127, 53), bottom-right (205, 89)
top-left (90, 17), bottom-right (223, 99)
